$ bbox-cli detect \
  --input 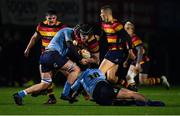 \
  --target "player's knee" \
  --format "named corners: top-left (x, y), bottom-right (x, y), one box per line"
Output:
top-left (41, 78), bottom-right (52, 89)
